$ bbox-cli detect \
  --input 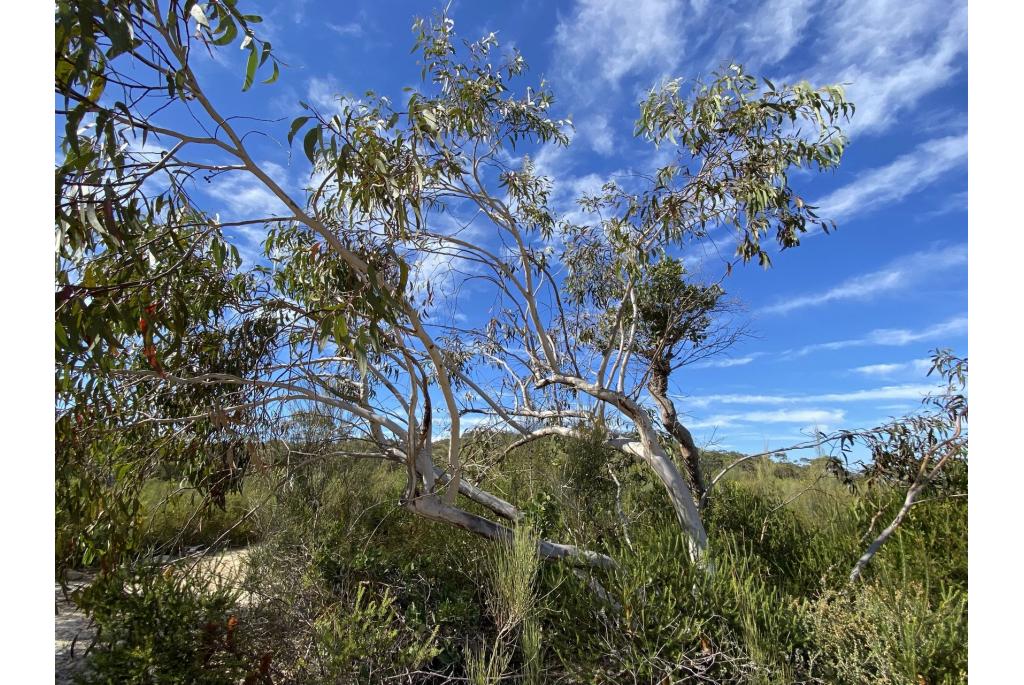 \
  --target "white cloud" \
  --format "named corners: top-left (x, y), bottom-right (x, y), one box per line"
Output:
top-left (531, 141), bottom-right (570, 180)
top-left (740, 0), bottom-right (815, 66)
top-left (328, 22), bottom-right (363, 37)
top-left (682, 383), bottom-right (940, 409)
top-left (204, 163), bottom-right (291, 218)
top-left (793, 315), bottom-right (967, 356)
top-left (307, 76), bottom-right (345, 114)
top-left (632, 0), bottom-right (962, 140)
top-left (853, 358), bottom-right (933, 378)
top-left (691, 354), bottom-right (762, 369)
top-left (405, 214), bottom-right (489, 308)
top-left (202, 161), bottom-right (295, 265)
top-left (762, 243), bottom-right (966, 314)
top-left (545, 170), bottom-right (615, 227)
top-left (689, 408), bottom-right (845, 429)
top-left (815, 135), bottom-right (967, 222)
top-left (553, 0), bottom-right (685, 93)
top-left (919, 190), bottom-right (968, 220)
top-left (814, 0), bottom-right (967, 136)
top-left (577, 113), bottom-right (615, 155)
top-left (409, 248), bottom-right (460, 297)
